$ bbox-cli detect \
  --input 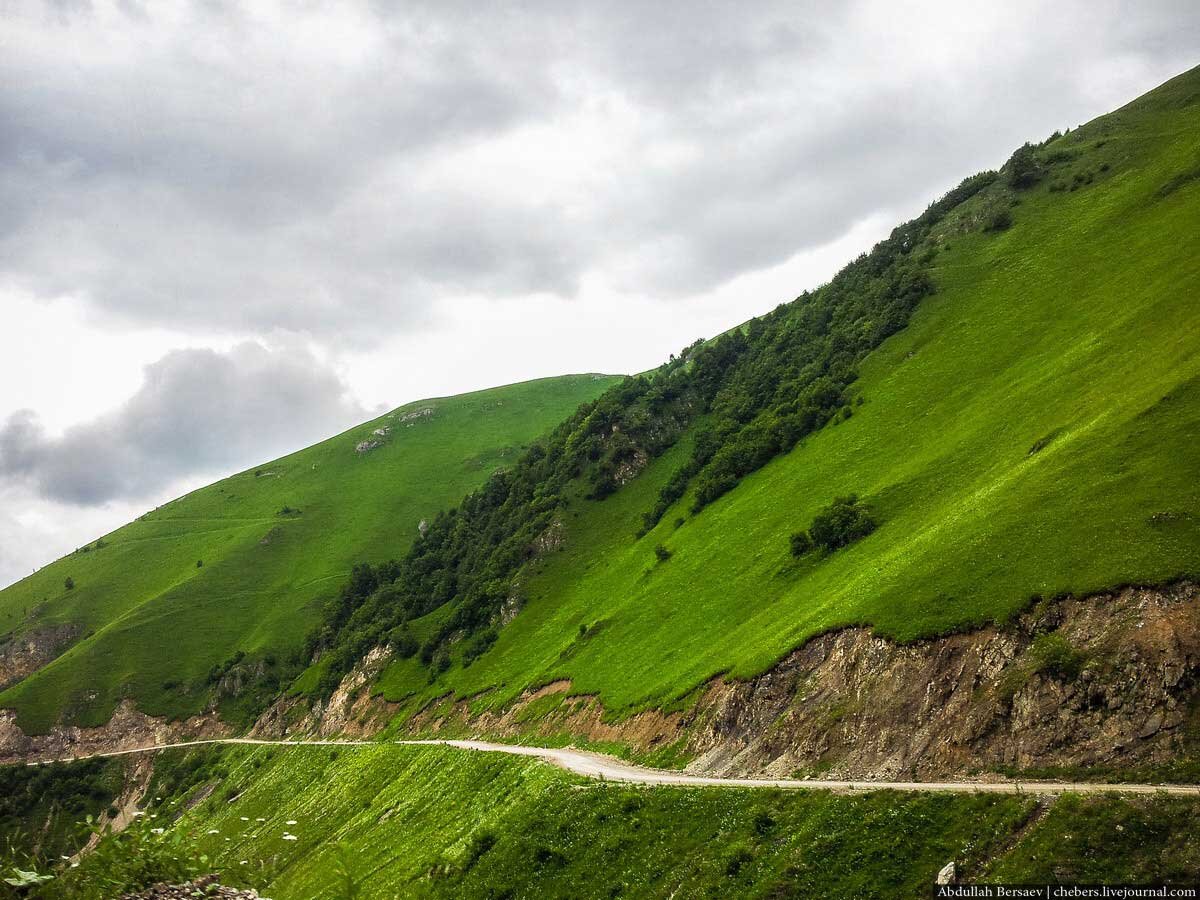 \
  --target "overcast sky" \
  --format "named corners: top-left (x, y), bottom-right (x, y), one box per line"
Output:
top-left (1, 0), bottom-right (1197, 588)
